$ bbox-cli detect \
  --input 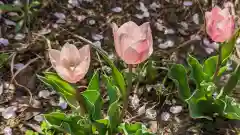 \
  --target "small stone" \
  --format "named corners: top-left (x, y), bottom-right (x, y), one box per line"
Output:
top-left (158, 40), bottom-right (175, 49)
top-left (131, 94), bottom-right (140, 109)
top-left (14, 33), bottom-right (25, 41)
top-left (3, 82), bottom-right (15, 90)
top-left (170, 106), bottom-right (183, 114)
top-left (38, 90), bottom-right (50, 99)
top-left (14, 63), bottom-right (24, 70)
top-left (34, 115), bottom-right (44, 122)
top-left (161, 112), bottom-right (171, 121)
top-left (76, 15), bottom-right (86, 22)
top-left (190, 34), bottom-right (201, 40)
top-left (164, 28), bottom-right (175, 34)
top-left (146, 108), bottom-right (157, 120)
top-left (4, 19), bottom-right (16, 26)
top-left (150, 2), bottom-right (161, 10)
top-left (1, 106), bottom-right (17, 119)
top-left (139, 2), bottom-right (148, 12)
top-left (0, 38), bottom-right (9, 46)
top-left (68, 0), bottom-right (80, 7)
top-left (58, 97), bottom-right (68, 109)
top-left (135, 14), bottom-right (144, 19)
top-left (149, 121), bottom-right (158, 133)
top-left (0, 83), bottom-right (3, 95)
top-left (54, 12), bottom-right (66, 20)
top-left (192, 13), bottom-right (200, 24)
top-left (92, 33), bottom-right (103, 41)
top-left (88, 19), bottom-right (96, 25)
top-left (137, 104), bottom-right (146, 115)
top-left (172, 99), bottom-right (176, 104)
top-left (111, 7), bottom-right (122, 13)
top-left (183, 1), bottom-right (193, 6)
top-left (180, 22), bottom-right (188, 30)
top-left (4, 127), bottom-right (12, 135)
top-left (93, 41), bottom-right (101, 48)
top-left (174, 116), bottom-right (181, 123)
